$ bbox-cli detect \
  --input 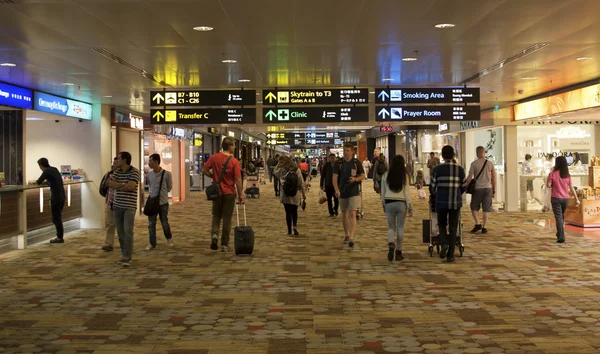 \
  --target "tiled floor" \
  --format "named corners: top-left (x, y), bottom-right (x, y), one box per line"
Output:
top-left (2, 179), bottom-right (600, 354)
